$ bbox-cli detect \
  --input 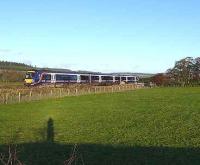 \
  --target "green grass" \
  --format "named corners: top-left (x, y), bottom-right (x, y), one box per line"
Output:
top-left (0, 87), bottom-right (200, 165)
